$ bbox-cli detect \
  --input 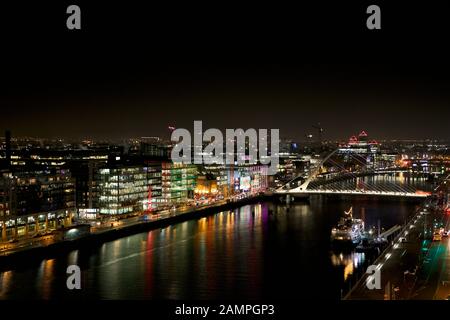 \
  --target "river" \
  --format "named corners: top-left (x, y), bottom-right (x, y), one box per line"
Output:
top-left (0, 175), bottom-right (431, 300)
